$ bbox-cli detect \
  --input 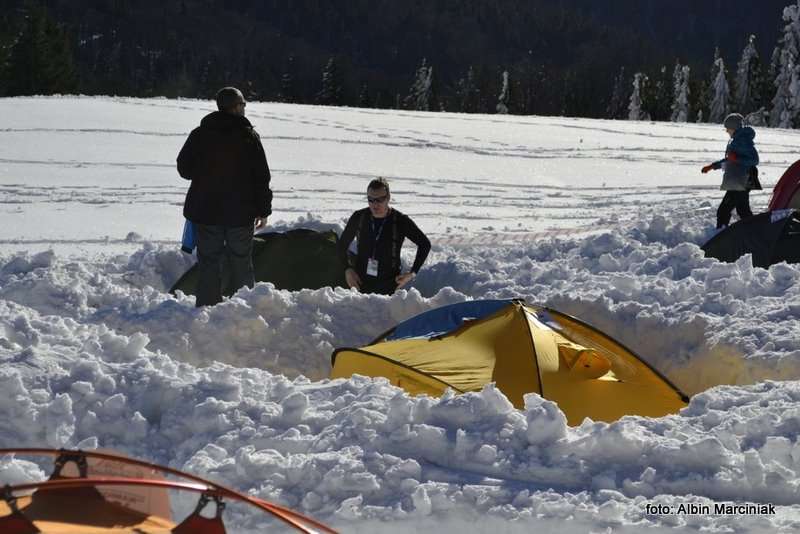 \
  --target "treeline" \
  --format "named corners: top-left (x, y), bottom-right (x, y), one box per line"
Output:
top-left (0, 0), bottom-right (792, 121)
top-left (620, 0), bottom-right (800, 128)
